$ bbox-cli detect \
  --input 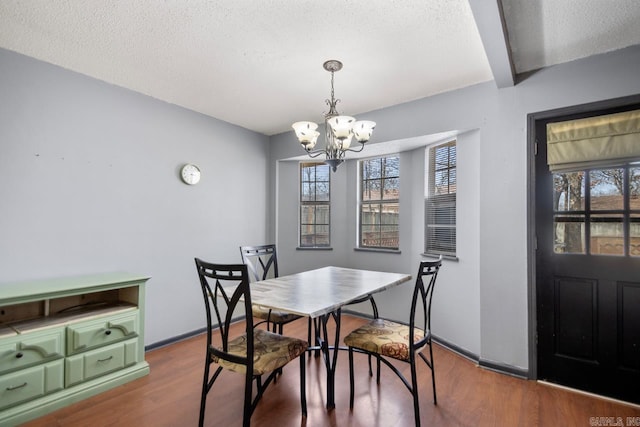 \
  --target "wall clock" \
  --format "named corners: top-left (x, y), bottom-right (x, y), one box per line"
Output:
top-left (180, 163), bottom-right (201, 185)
